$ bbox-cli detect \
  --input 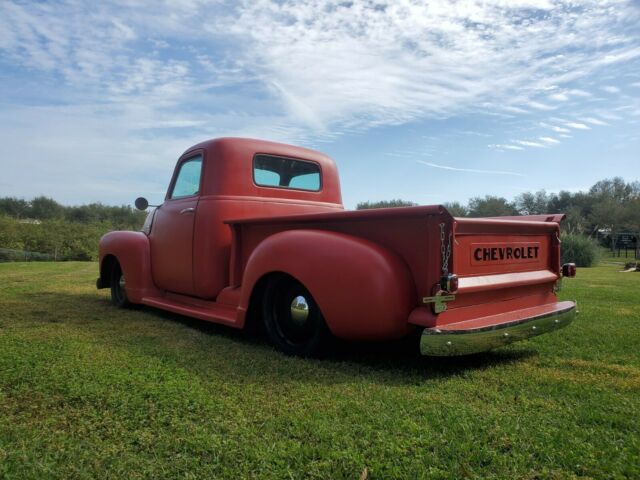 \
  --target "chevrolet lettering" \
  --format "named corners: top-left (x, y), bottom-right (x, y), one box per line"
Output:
top-left (473, 245), bottom-right (540, 262)
top-left (97, 137), bottom-right (578, 357)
